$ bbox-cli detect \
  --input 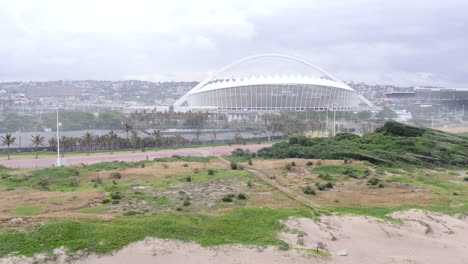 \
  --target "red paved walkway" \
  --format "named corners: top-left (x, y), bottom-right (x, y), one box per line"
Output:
top-left (0, 143), bottom-right (272, 169)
